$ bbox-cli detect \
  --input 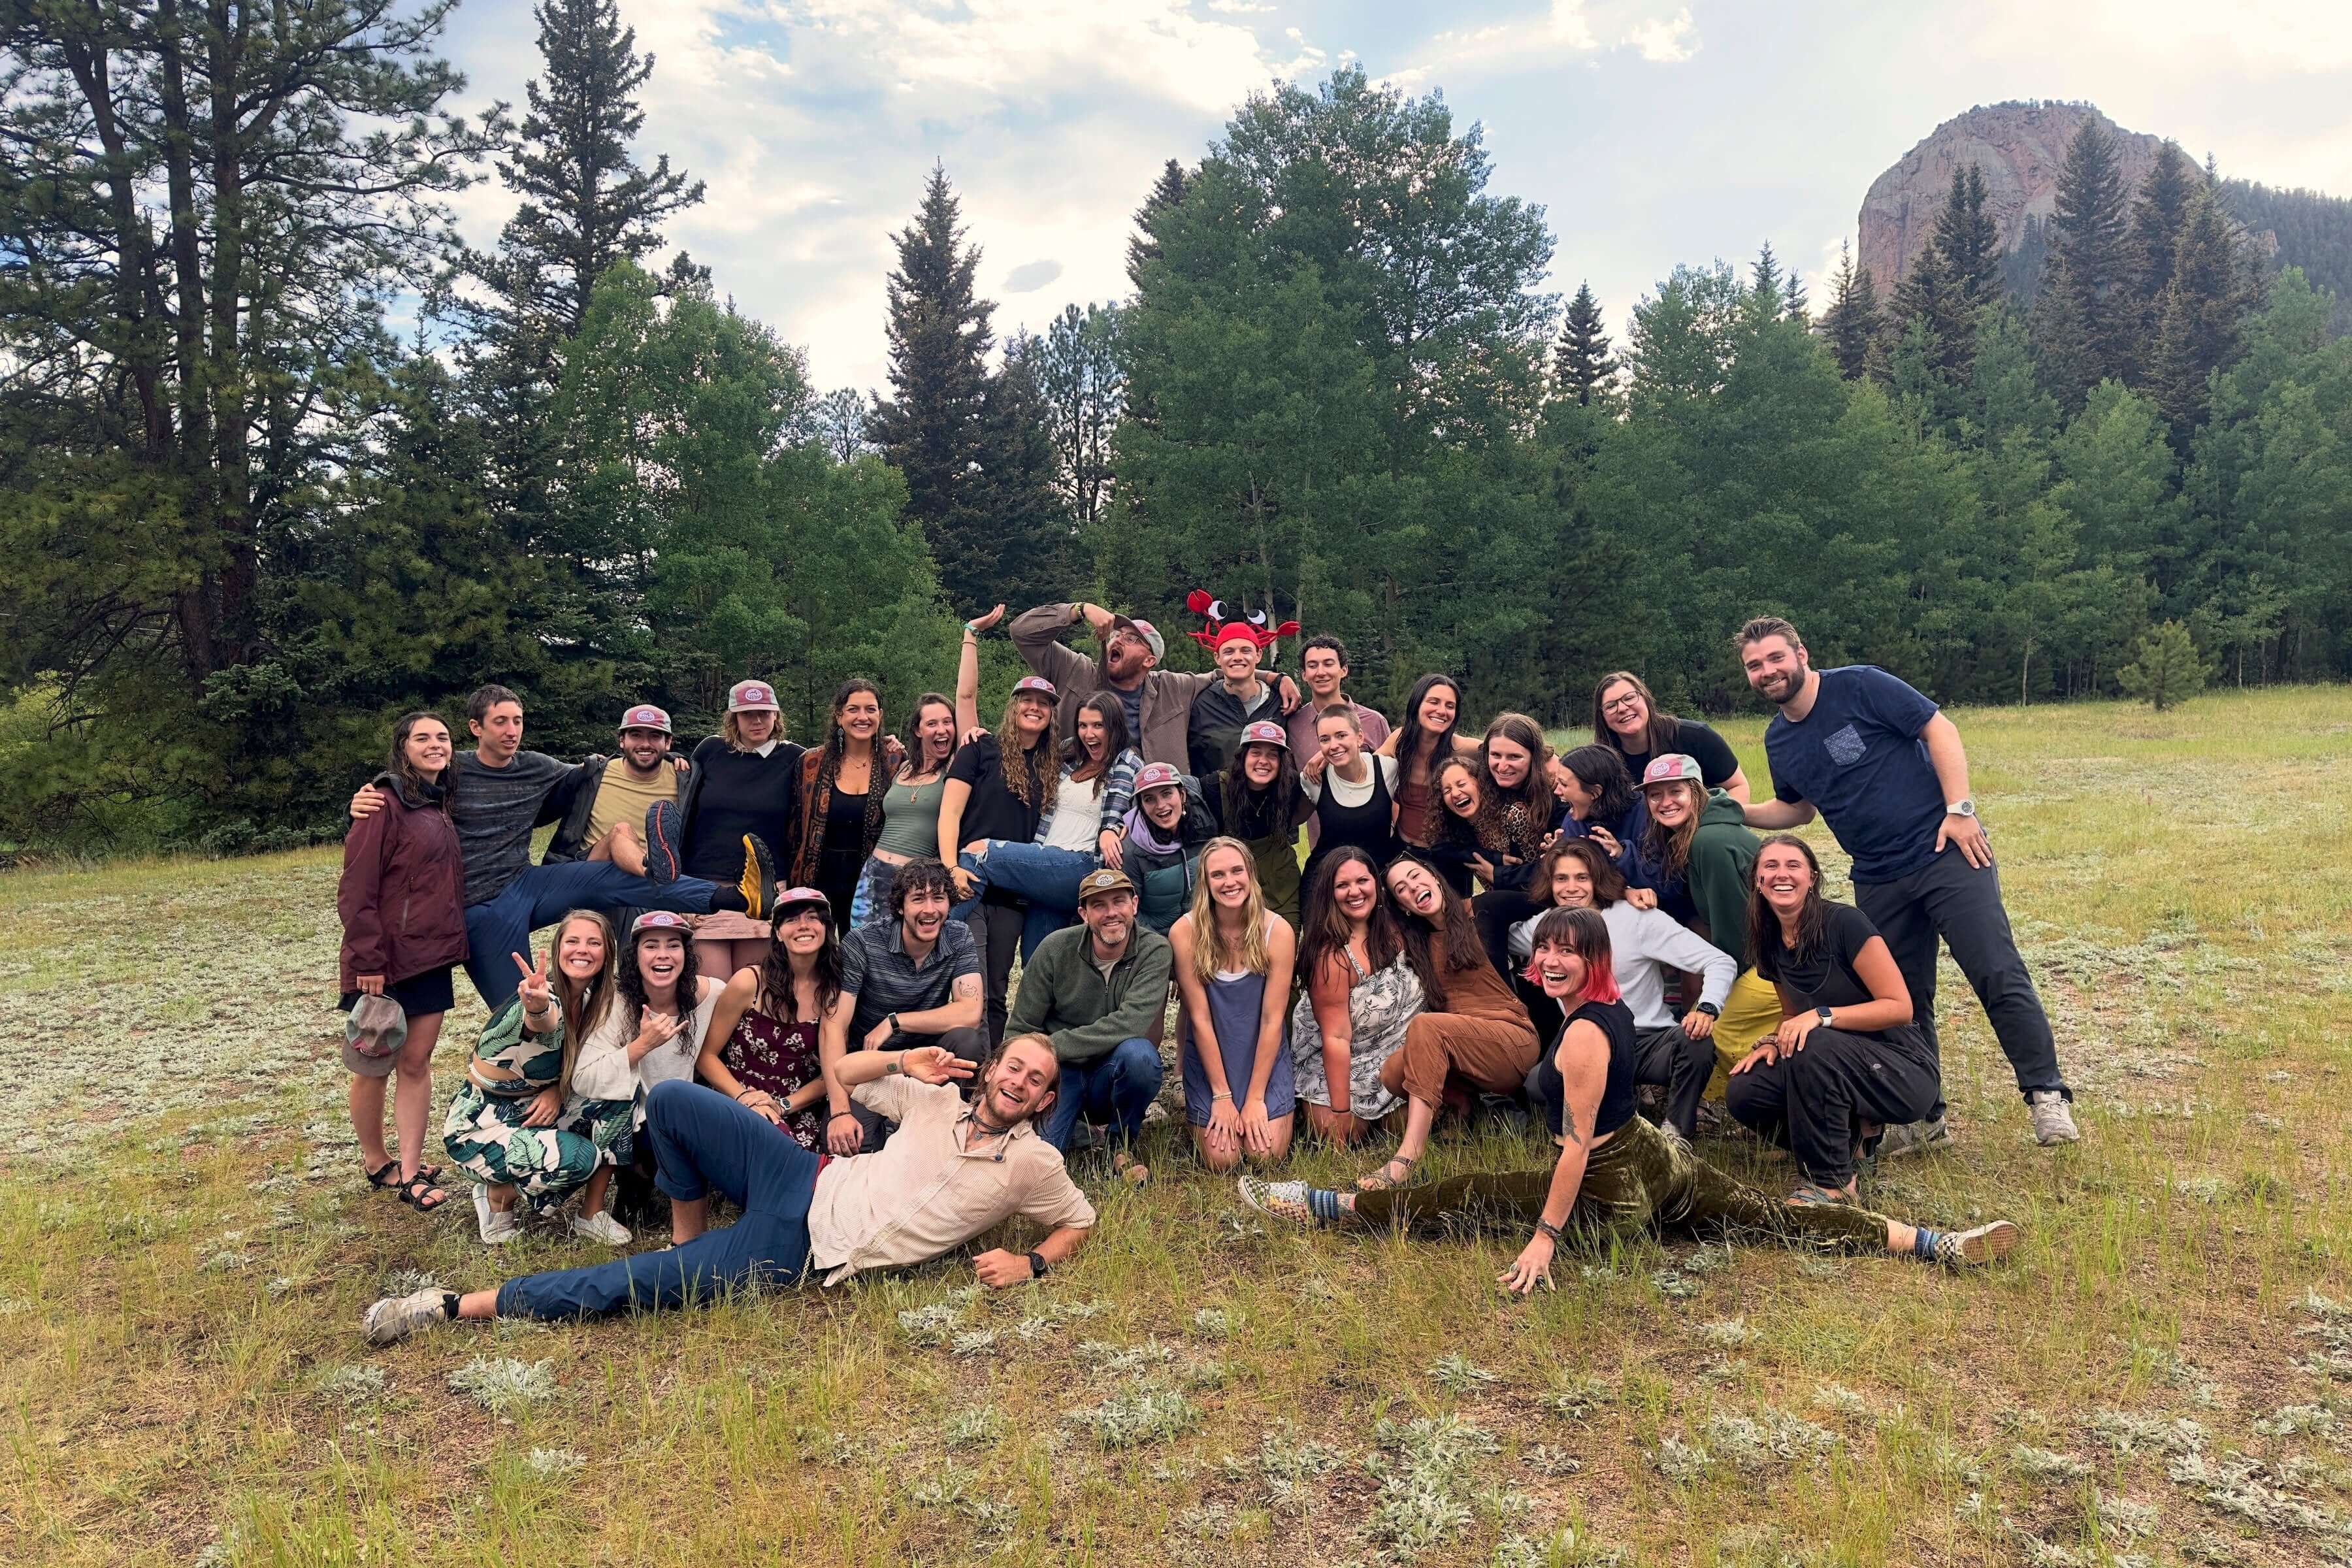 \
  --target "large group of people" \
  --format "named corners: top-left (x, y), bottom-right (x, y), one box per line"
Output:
top-left (346, 605), bottom-right (2073, 1344)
